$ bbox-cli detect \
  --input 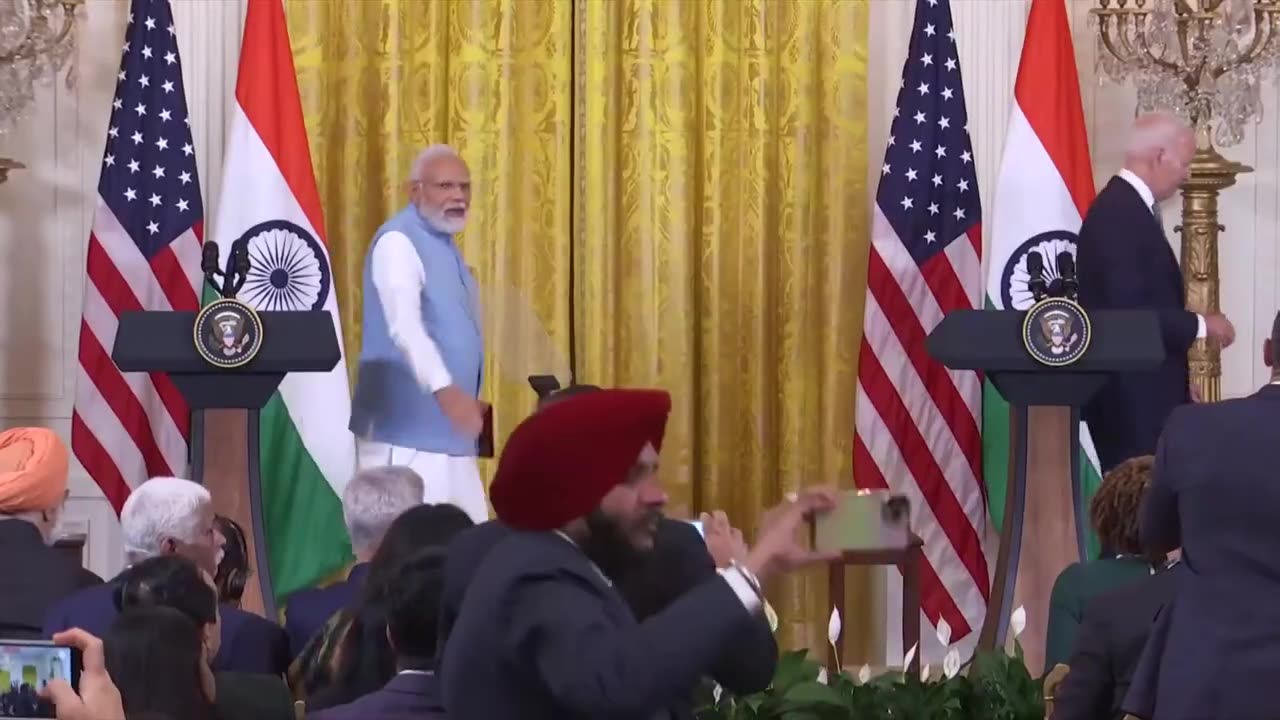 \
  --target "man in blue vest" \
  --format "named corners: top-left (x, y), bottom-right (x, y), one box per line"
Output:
top-left (349, 145), bottom-right (488, 523)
